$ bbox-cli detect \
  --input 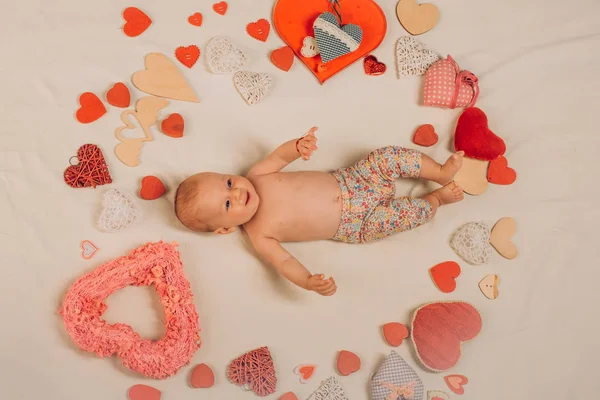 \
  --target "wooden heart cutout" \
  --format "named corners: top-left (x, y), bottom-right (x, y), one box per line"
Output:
top-left (293, 364), bottom-right (316, 383)
top-left (273, 0), bottom-right (386, 84)
top-left (455, 107), bottom-right (506, 161)
top-left (140, 176), bottom-right (166, 200)
top-left (161, 113), bottom-right (184, 138)
top-left (128, 385), bottom-right (161, 400)
top-left (396, 0), bottom-right (439, 35)
top-left (80, 240), bottom-right (99, 260)
top-left (122, 7), bottom-right (152, 37)
top-left (479, 274), bottom-right (499, 300)
top-left (271, 46), bottom-right (295, 71)
top-left (383, 322), bottom-right (409, 347)
top-left (75, 92), bottom-right (106, 124)
top-left (454, 157), bottom-right (489, 195)
top-left (191, 363), bottom-right (215, 388)
top-left (106, 82), bottom-right (131, 108)
top-left (429, 261), bottom-right (461, 293)
top-left (444, 375), bottom-right (468, 395)
top-left (337, 350), bottom-right (360, 376)
top-left (64, 144), bottom-right (112, 188)
top-left (413, 124), bottom-right (438, 147)
top-left (487, 155), bottom-right (516, 185)
top-left (175, 45), bottom-right (200, 68)
top-left (132, 53), bottom-right (199, 102)
top-left (247, 19), bottom-right (270, 42)
top-left (489, 217), bottom-right (518, 259)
